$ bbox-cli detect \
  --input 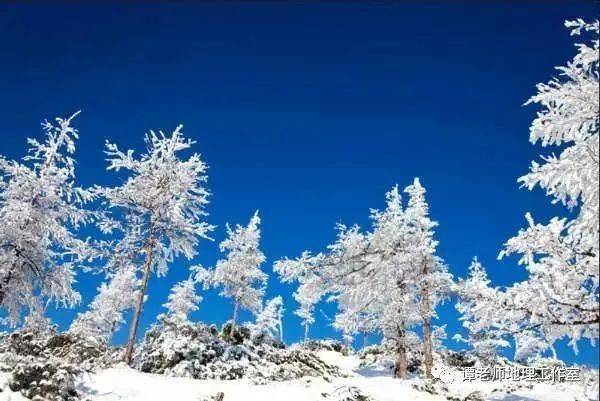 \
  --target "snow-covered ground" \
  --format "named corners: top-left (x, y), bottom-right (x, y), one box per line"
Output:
top-left (0, 351), bottom-right (594, 401)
